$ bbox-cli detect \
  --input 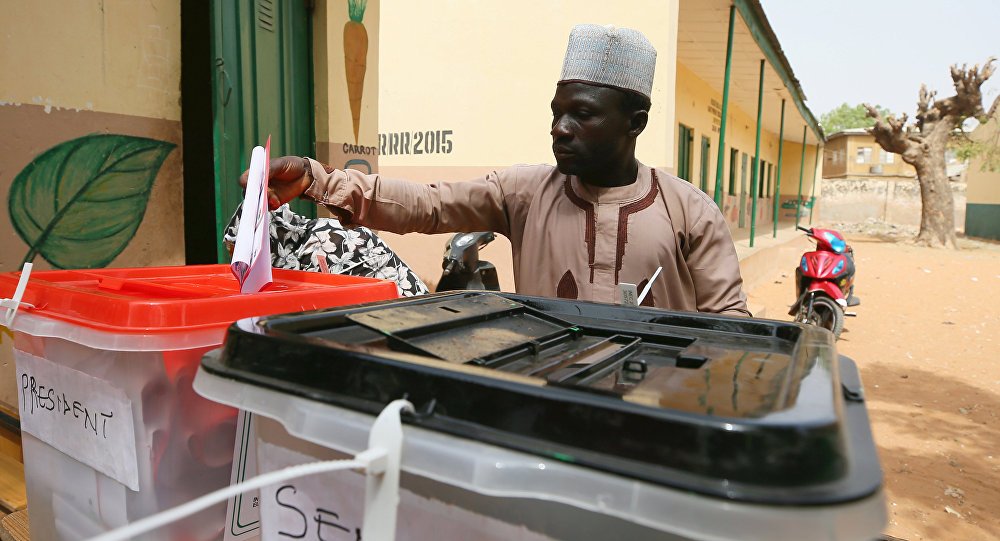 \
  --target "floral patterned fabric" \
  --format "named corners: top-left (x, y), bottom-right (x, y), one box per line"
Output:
top-left (223, 204), bottom-right (429, 297)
